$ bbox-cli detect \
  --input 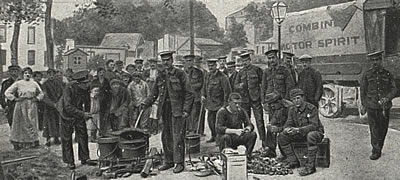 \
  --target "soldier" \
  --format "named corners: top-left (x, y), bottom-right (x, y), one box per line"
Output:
top-left (226, 61), bottom-right (238, 88)
top-left (234, 52), bottom-right (267, 148)
top-left (360, 51), bottom-right (397, 160)
top-left (278, 88), bottom-right (325, 176)
top-left (297, 54), bottom-right (323, 108)
top-left (0, 65), bottom-right (20, 128)
top-left (194, 55), bottom-right (207, 136)
top-left (183, 55), bottom-right (205, 134)
top-left (216, 92), bottom-right (257, 155)
top-left (262, 49), bottom-right (295, 100)
top-left (173, 59), bottom-right (185, 71)
top-left (142, 51), bottom-right (194, 173)
top-left (282, 52), bottom-right (297, 85)
top-left (59, 70), bottom-right (97, 169)
top-left (264, 92), bottom-right (292, 160)
top-left (218, 55), bottom-right (228, 75)
top-left (201, 59), bottom-right (232, 143)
